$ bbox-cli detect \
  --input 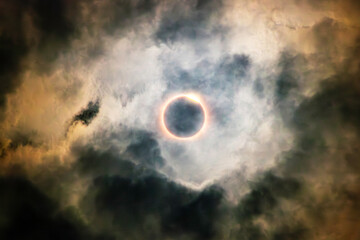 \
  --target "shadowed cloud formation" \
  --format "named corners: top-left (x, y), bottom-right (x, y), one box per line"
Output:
top-left (0, 0), bottom-right (360, 239)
